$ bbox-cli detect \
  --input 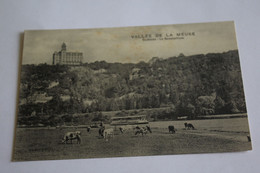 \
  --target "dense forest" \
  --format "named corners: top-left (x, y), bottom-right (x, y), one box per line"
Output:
top-left (18, 50), bottom-right (247, 126)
